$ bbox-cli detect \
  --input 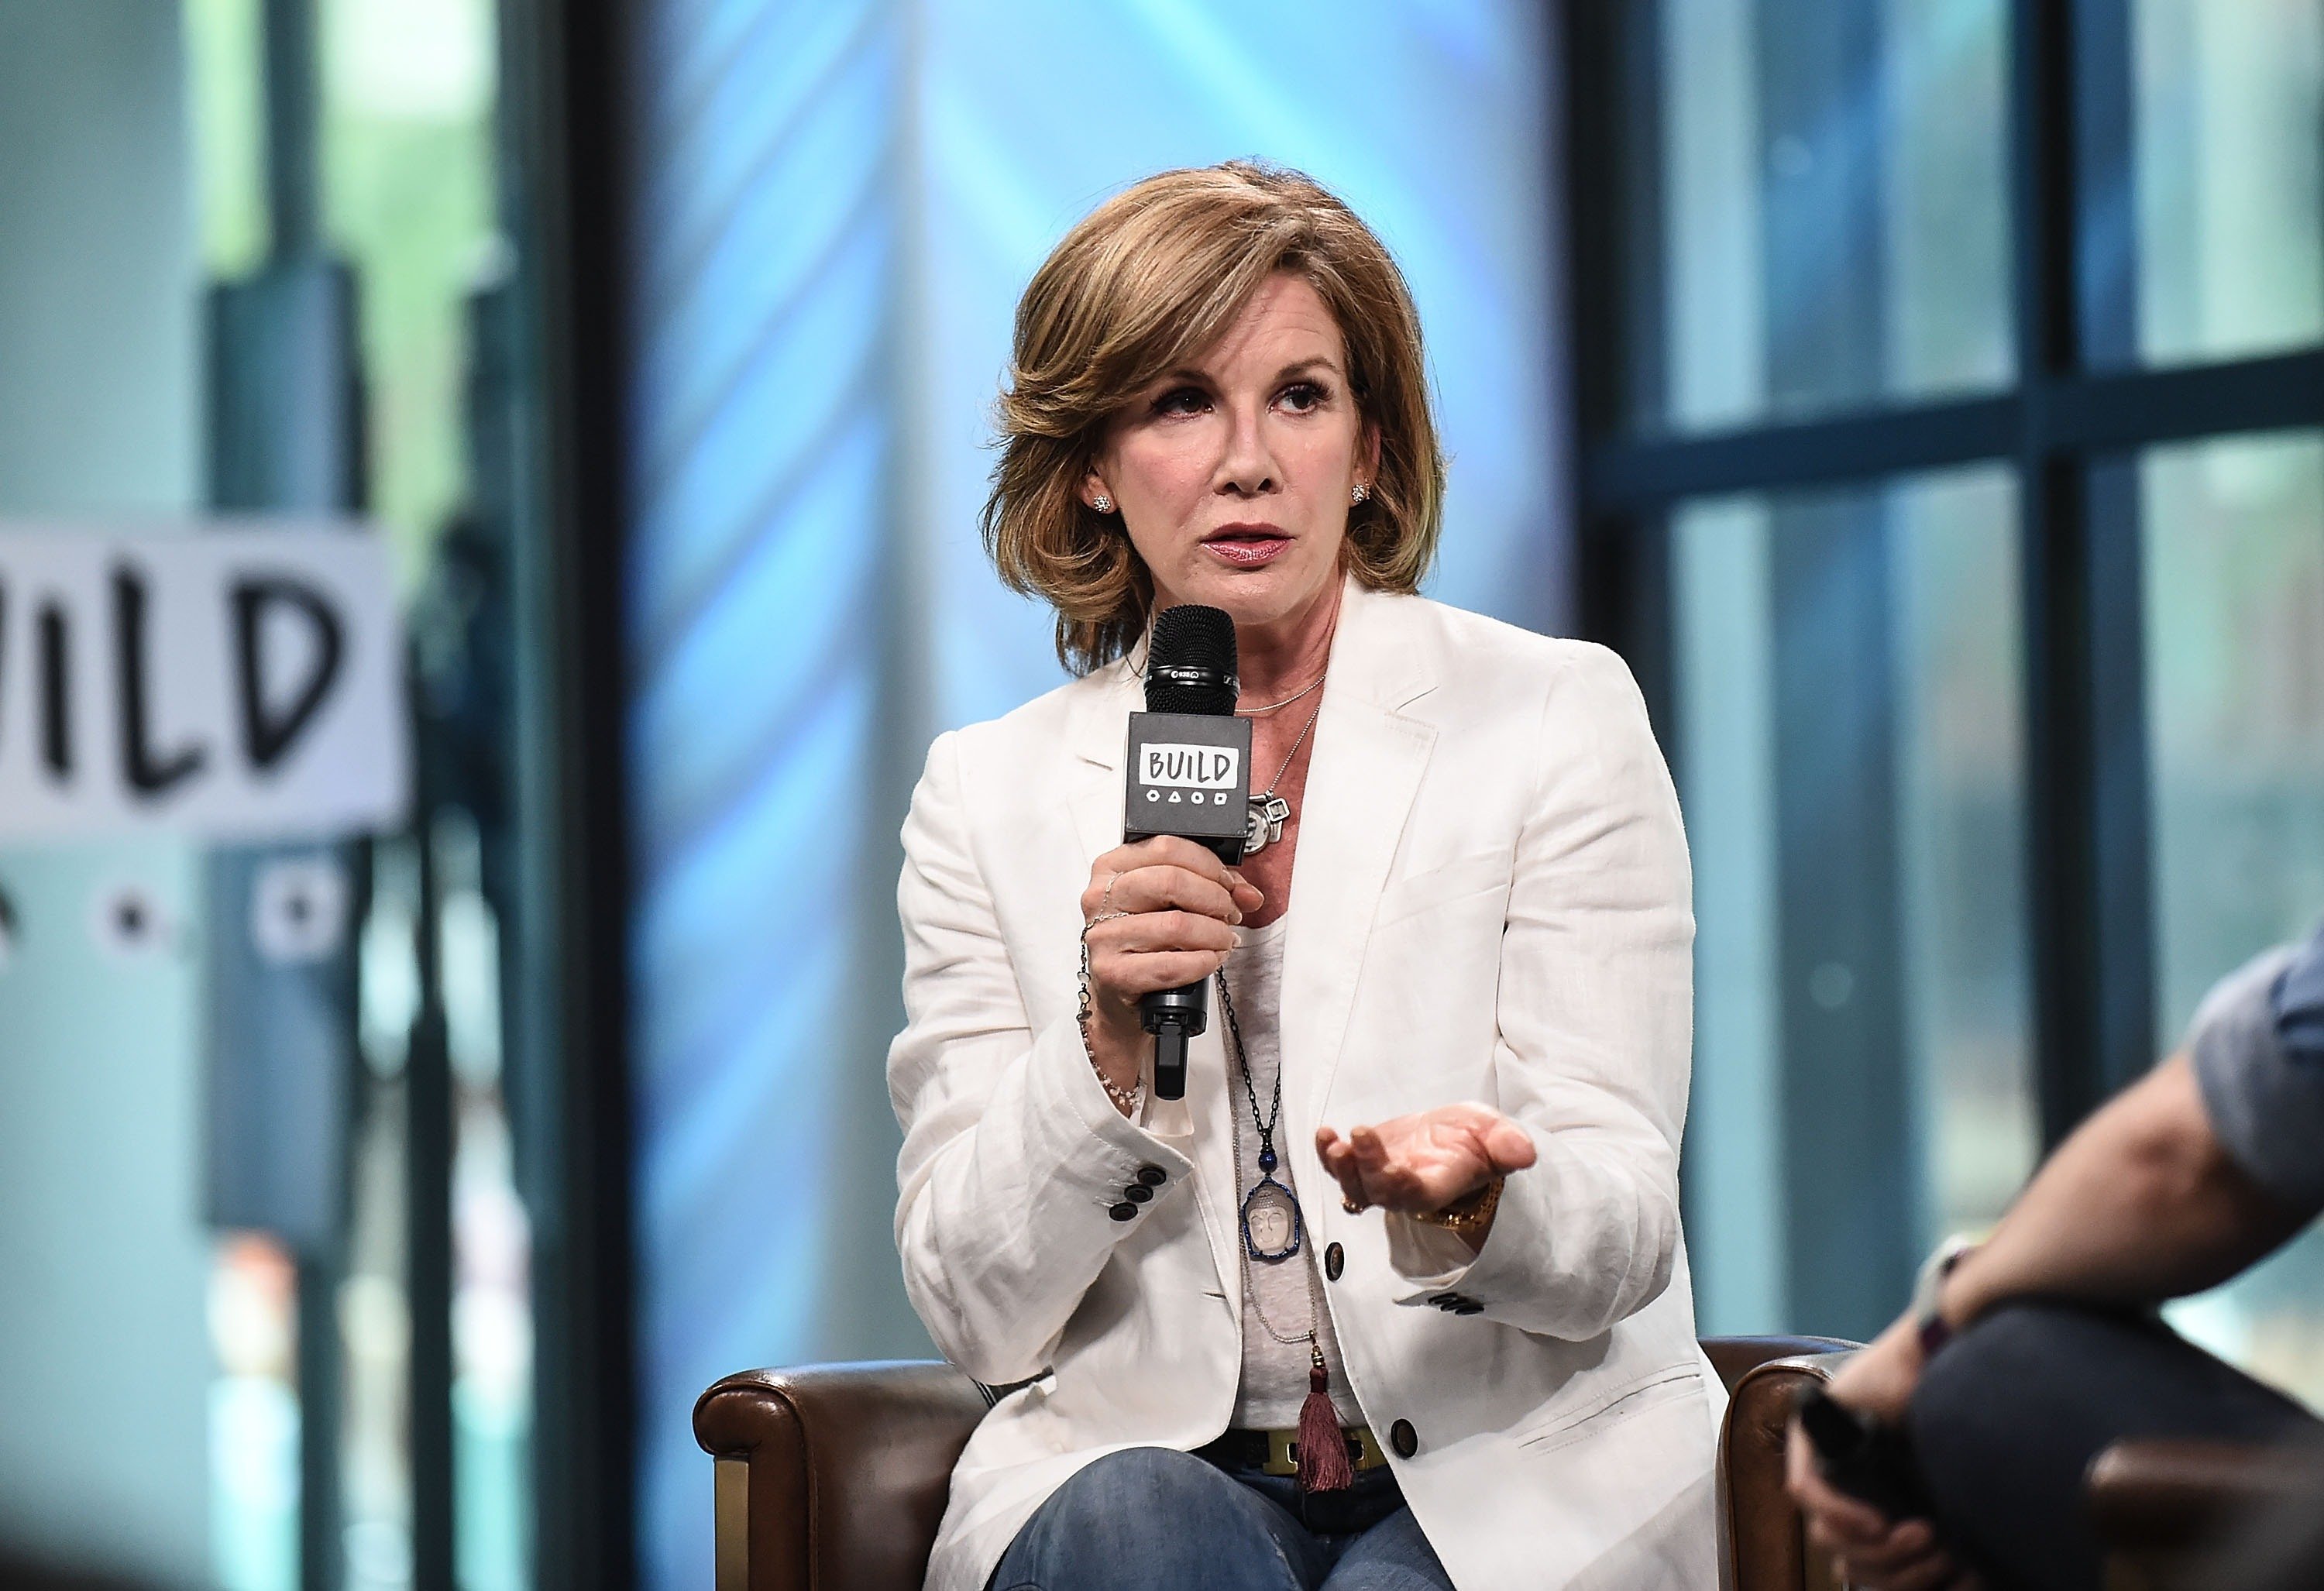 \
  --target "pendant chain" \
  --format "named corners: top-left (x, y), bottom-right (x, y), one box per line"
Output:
top-left (1256, 696), bottom-right (1325, 802)
top-left (1221, 960), bottom-right (1325, 1350)
top-left (1218, 970), bottom-right (1279, 1153)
